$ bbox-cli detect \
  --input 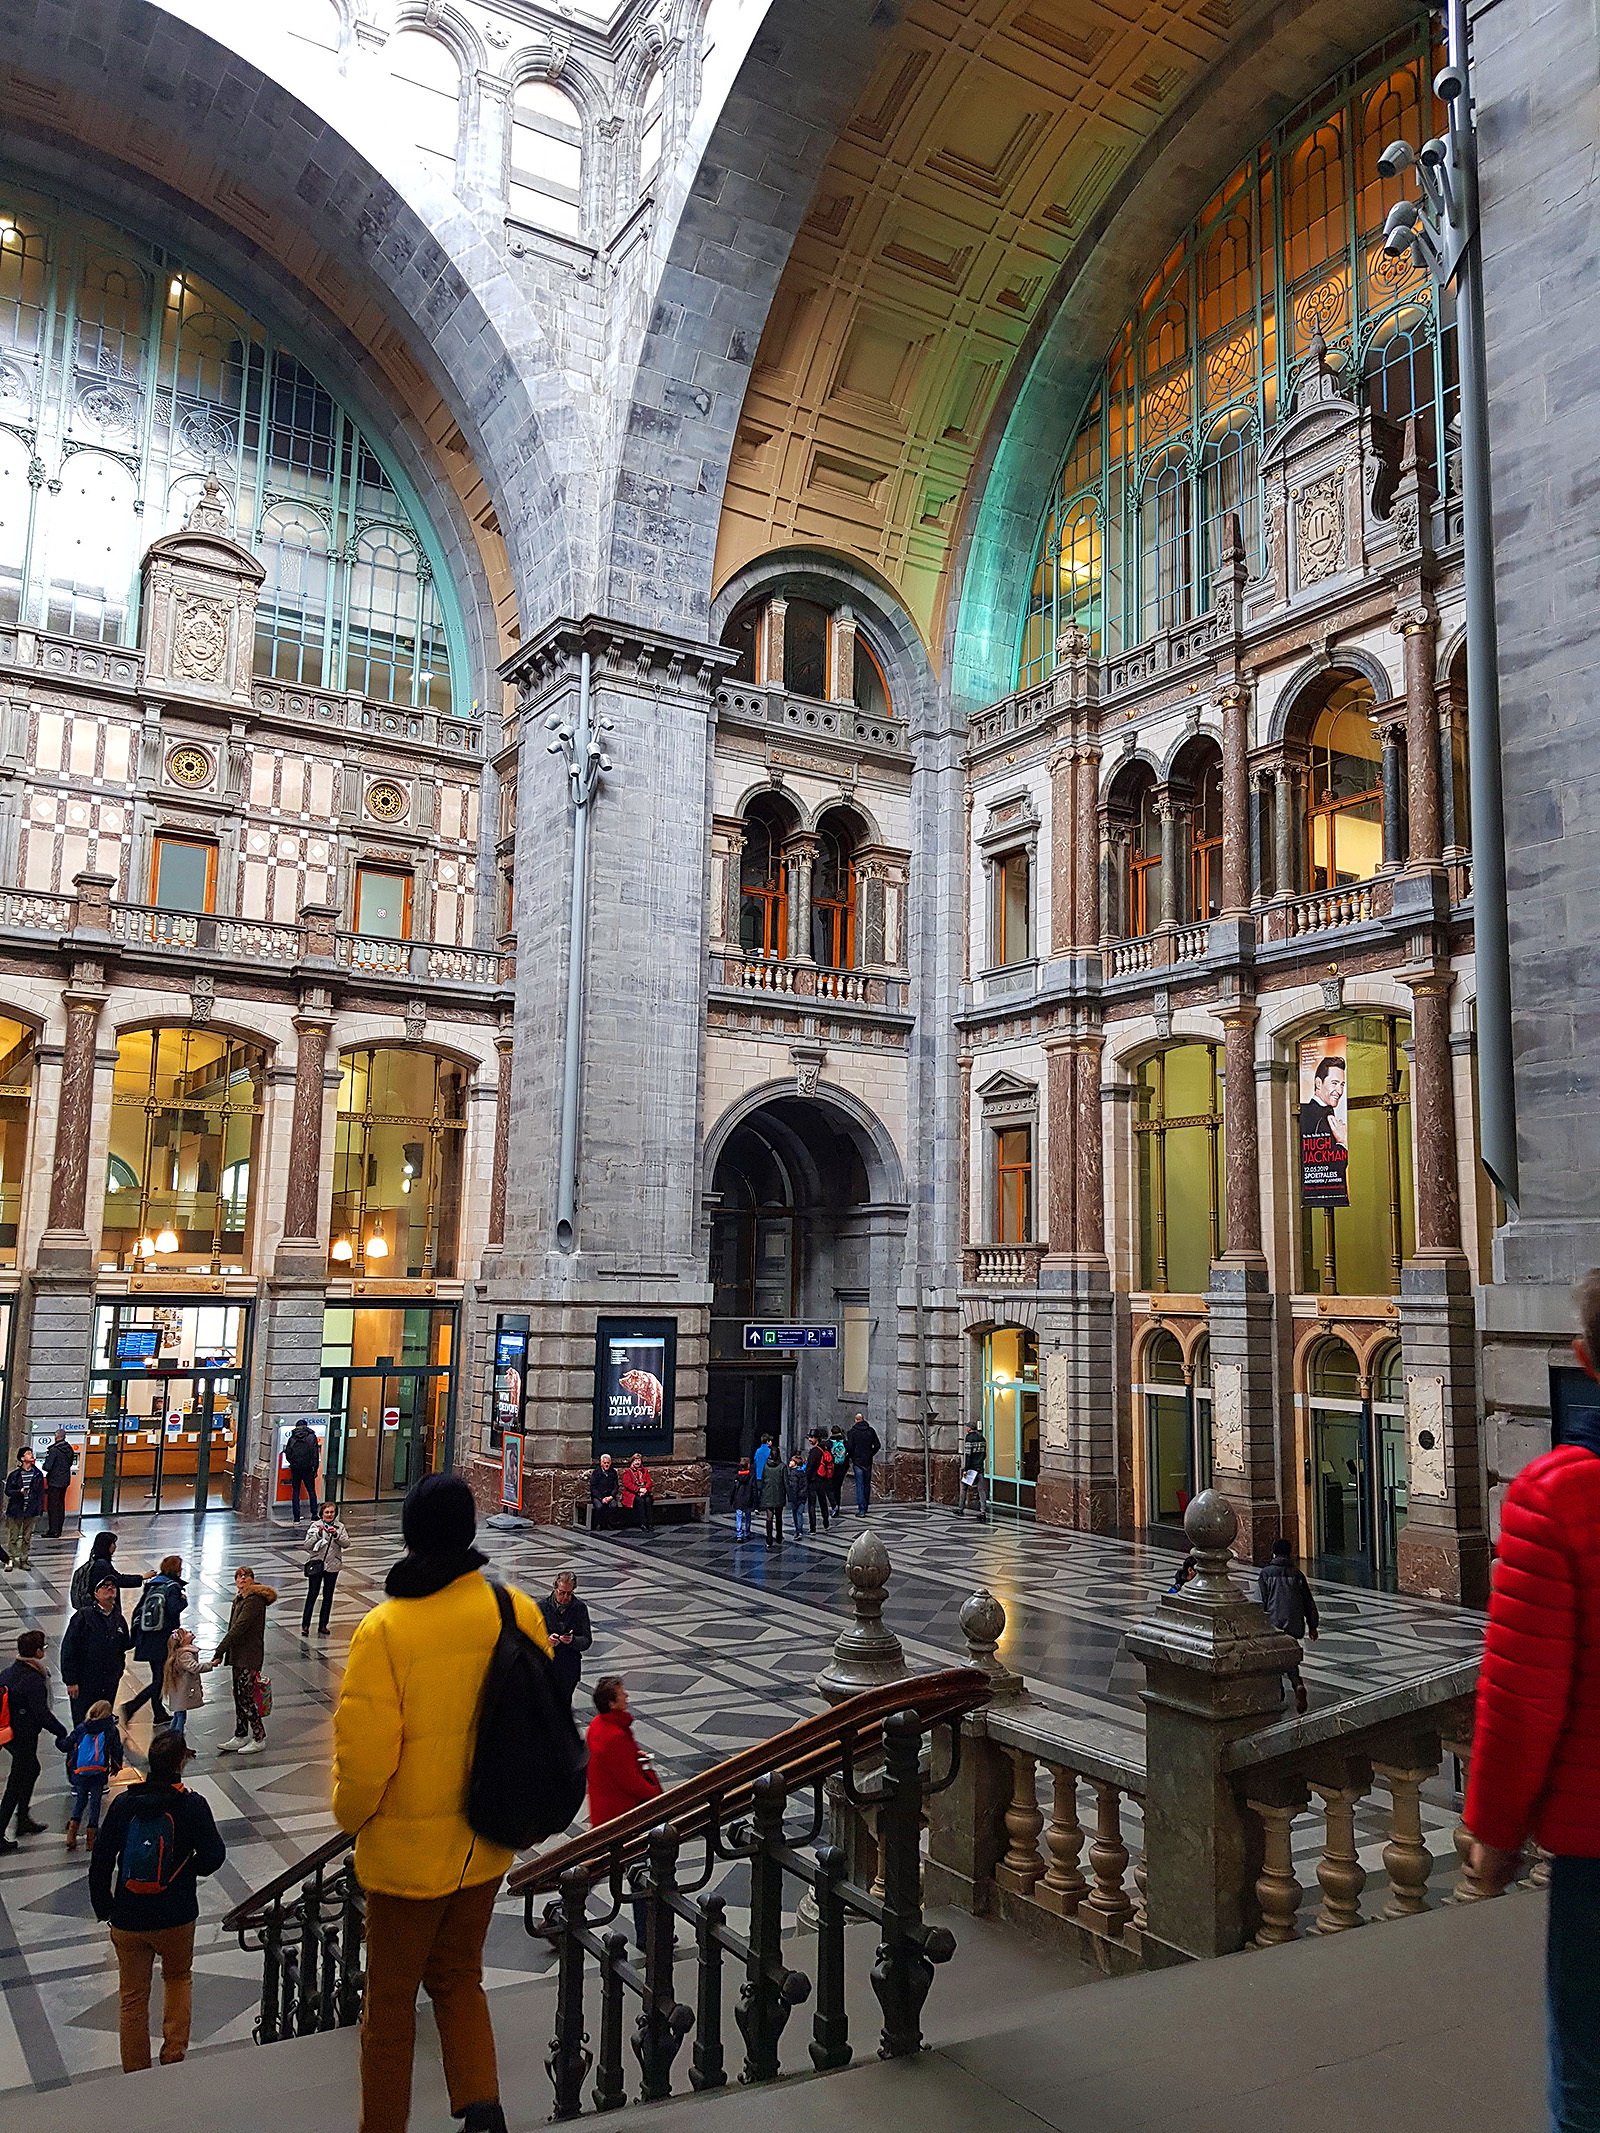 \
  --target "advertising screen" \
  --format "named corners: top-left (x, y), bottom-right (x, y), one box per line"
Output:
top-left (592, 1317), bottom-right (676, 1452)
